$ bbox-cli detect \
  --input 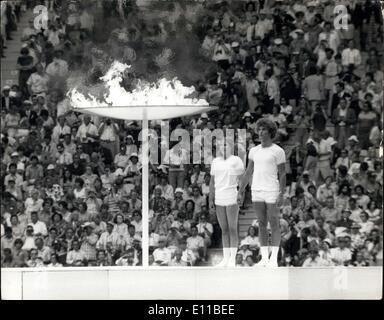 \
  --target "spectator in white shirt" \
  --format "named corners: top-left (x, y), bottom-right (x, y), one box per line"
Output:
top-left (99, 118), bottom-right (120, 158)
top-left (318, 21), bottom-right (340, 54)
top-left (335, 149), bottom-right (351, 170)
top-left (187, 226), bottom-right (205, 261)
top-left (177, 238), bottom-right (195, 266)
top-left (342, 40), bottom-right (361, 70)
top-left (114, 144), bottom-right (130, 169)
top-left (46, 25), bottom-right (62, 47)
top-left (55, 143), bottom-right (73, 166)
top-left (24, 190), bottom-right (44, 221)
top-left (212, 36), bottom-right (231, 66)
top-left (237, 240), bottom-right (253, 261)
top-left (100, 165), bottom-right (116, 190)
top-left (46, 49), bottom-right (69, 79)
top-left (34, 236), bottom-right (51, 263)
top-left (52, 116), bottom-right (71, 144)
top-left (316, 176), bottom-right (336, 206)
top-left (255, 10), bottom-right (273, 39)
top-left (4, 163), bottom-right (24, 193)
top-left (247, 10), bottom-right (272, 42)
top-left (66, 240), bottom-right (85, 266)
top-left (163, 143), bottom-right (189, 190)
top-left (27, 63), bottom-right (49, 96)
top-left (130, 210), bottom-right (143, 237)
top-left (265, 69), bottom-right (280, 113)
top-left (48, 253), bottom-right (63, 267)
top-left (353, 185), bottom-right (370, 210)
top-left (22, 225), bottom-right (37, 251)
top-left (96, 222), bottom-right (121, 252)
top-left (124, 135), bottom-right (138, 158)
top-left (62, 133), bottom-right (77, 155)
top-left (155, 175), bottom-right (174, 202)
top-left (152, 235), bottom-right (172, 266)
top-left (246, 15), bottom-right (258, 42)
top-left (347, 197), bottom-right (363, 222)
top-left (76, 115), bottom-right (99, 154)
top-left (359, 212), bottom-right (375, 235)
top-left (243, 226), bottom-right (260, 254)
top-left (330, 236), bottom-right (352, 266)
top-left (28, 211), bottom-right (48, 237)
top-left (123, 153), bottom-right (141, 183)
top-left (169, 248), bottom-right (187, 266)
